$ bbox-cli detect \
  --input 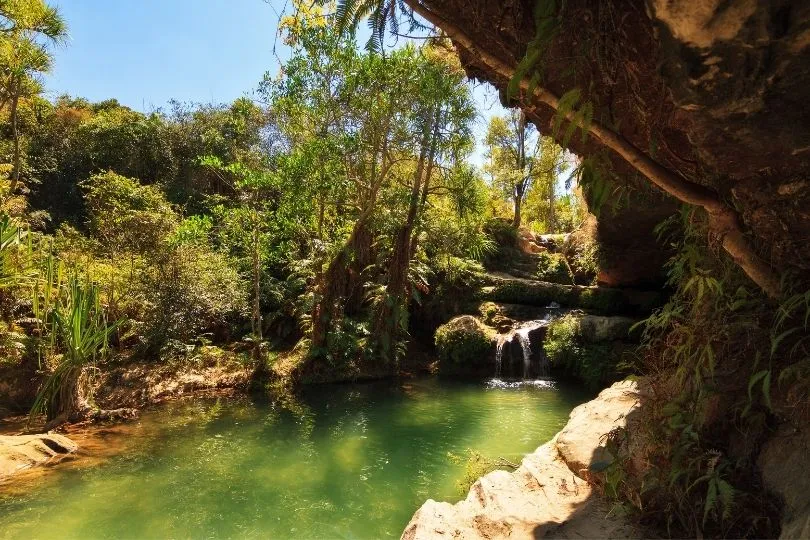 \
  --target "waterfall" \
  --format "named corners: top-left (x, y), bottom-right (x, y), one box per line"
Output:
top-left (515, 328), bottom-right (532, 379)
top-left (495, 334), bottom-right (511, 378)
top-left (492, 314), bottom-right (560, 380)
